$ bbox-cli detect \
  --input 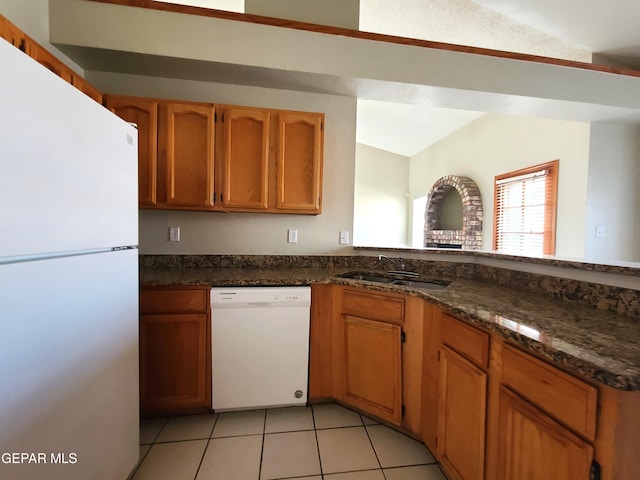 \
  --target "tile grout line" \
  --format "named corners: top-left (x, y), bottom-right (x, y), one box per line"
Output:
top-left (310, 406), bottom-right (325, 479)
top-left (258, 409), bottom-right (267, 480)
top-left (129, 417), bottom-right (170, 480)
top-left (362, 417), bottom-right (388, 480)
top-left (191, 413), bottom-right (219, 480)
